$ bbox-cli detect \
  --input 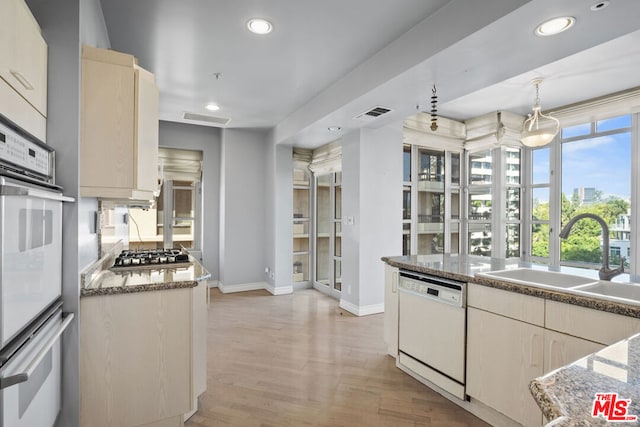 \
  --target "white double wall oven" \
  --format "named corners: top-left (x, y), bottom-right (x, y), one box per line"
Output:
top-left (0, 118), bottom-right (73, 427)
